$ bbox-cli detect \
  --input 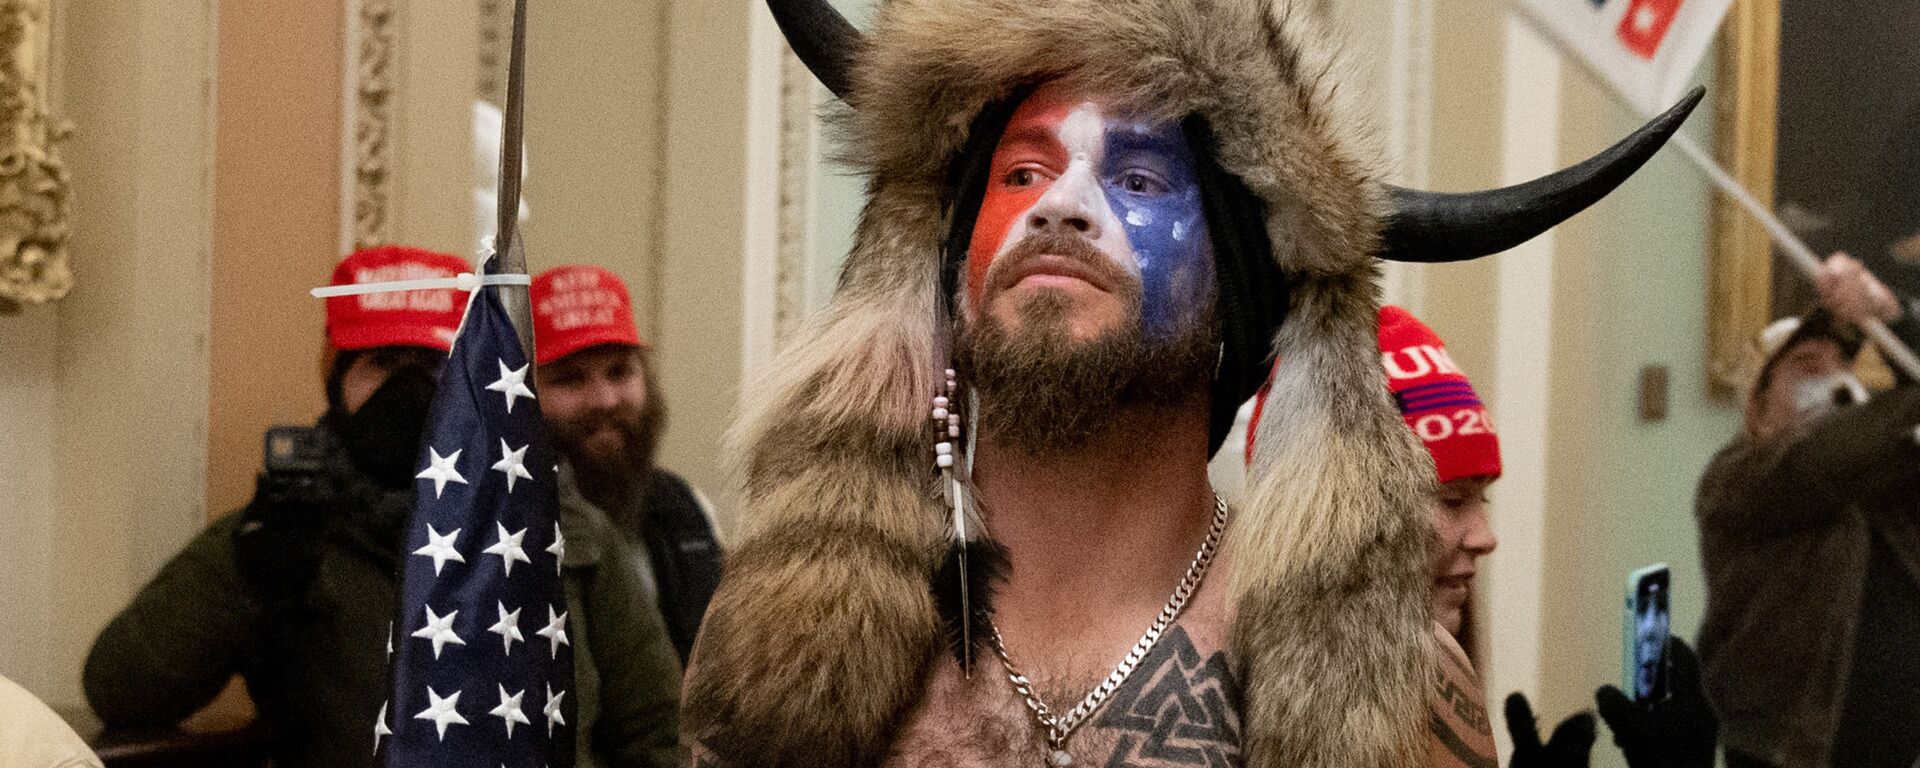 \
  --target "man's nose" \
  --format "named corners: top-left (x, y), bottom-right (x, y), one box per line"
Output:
top-left (589, 377), bottom-right (624, 410)
top-left (1026, 165), bottom-right (1103, 240)
top-left (1464, 514), bottom-right (1498, 555)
